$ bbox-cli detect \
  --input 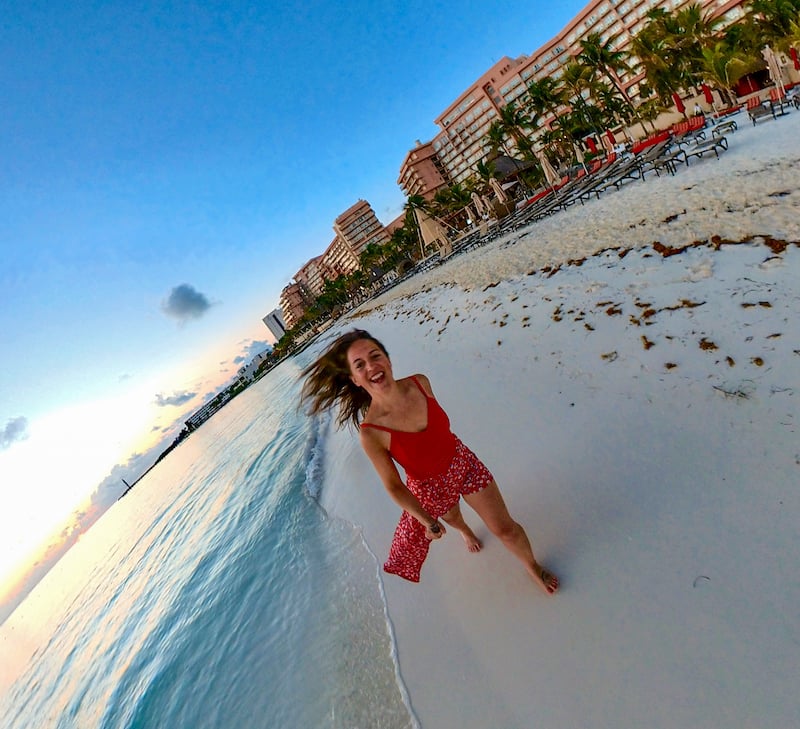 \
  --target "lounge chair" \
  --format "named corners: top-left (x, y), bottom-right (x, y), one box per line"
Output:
top-left (682, 135), bottom-right (728, 165)
top-left (747, 96), bottom-right (775, 125)
top-left (670, 117), bottom-right (706, 145)
top-left (768, 87), bottom-right (791, 117)
top-left (711, 119), bottom-right (737, 137)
